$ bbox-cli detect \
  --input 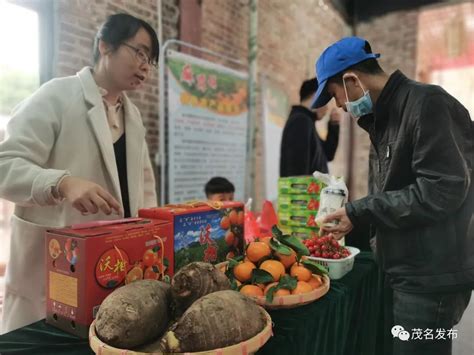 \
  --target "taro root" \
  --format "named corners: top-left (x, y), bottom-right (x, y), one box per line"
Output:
top-left (160, 290), bottom-right (267, 353)
top-left (171, 262), bottom-right (230, 313)
top-left (95, 280), bottom-right (171, 349)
